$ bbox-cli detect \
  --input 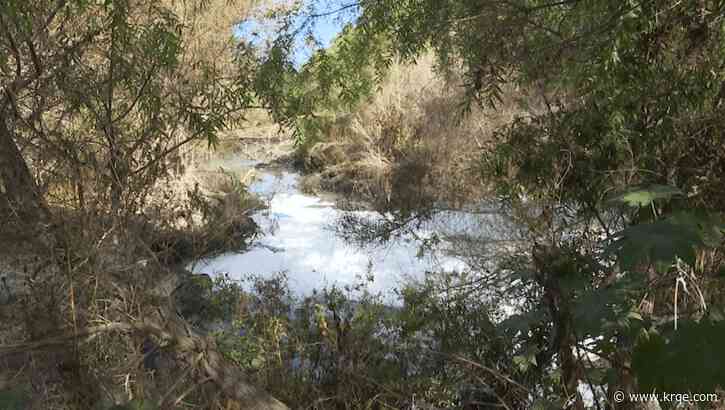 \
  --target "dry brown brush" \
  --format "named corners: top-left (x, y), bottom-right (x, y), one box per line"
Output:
top-left (299, 54), bottom-right (535, 213)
